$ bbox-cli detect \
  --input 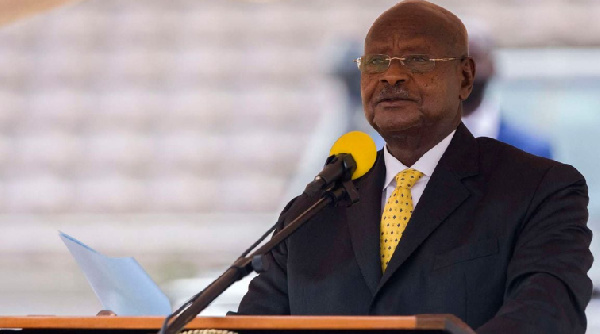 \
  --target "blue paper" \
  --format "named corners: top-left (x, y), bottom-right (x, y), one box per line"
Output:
top-left (60, 232), bottom-right (172, 316)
